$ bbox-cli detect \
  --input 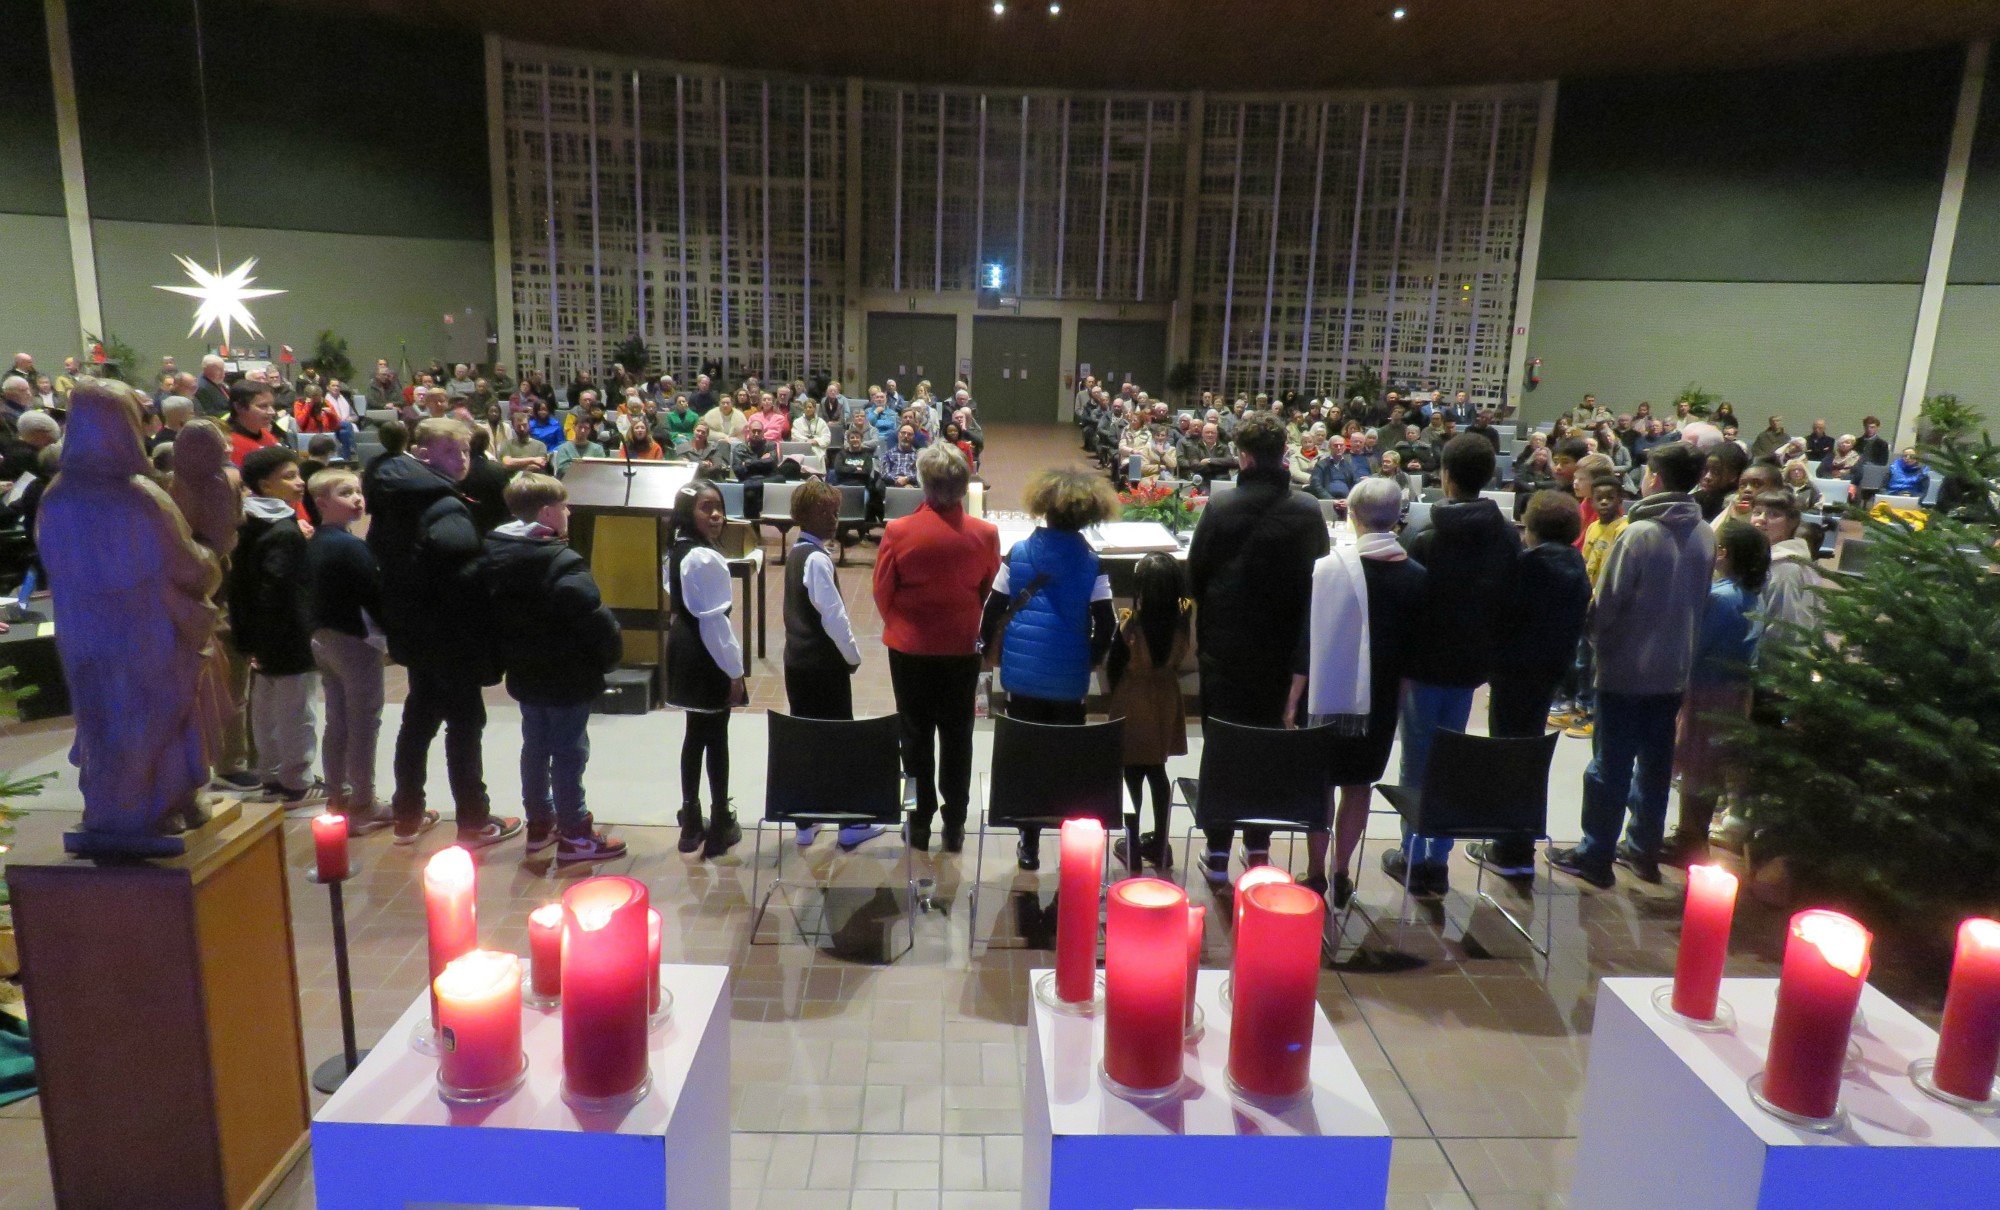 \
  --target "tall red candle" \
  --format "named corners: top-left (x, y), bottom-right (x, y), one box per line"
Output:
top-left (1933, 917), bottom-right (2000, 1100)
top-left (435, 950), bottom-right (524, 1096)
top-left (527, 904), bottom-right (563, 1000)
top-left (1185, 905), bottom-right (1206, 1031)
top-left (424, 847), bottom-right (478, 1034)
top-left (647, 908), bottom-right (663, 1014)
top-left (561, 875), bottom-right (651, 1101)
top-left (311, 812), bottom-right (349, 882)
top-left (1763, 909), bottom-right (1872, 1119)
top-left (1228, 881), bottom-right (1325, 1099)
top-left (1671, 864), bottom-right (1738, 1020)
top-left (1056, 819), bottom-right (1106, 1003)
top-left (1103, 877), bottom-right (1188, 1092)
top-left (1233, 865), bottom-right (1292, 933)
